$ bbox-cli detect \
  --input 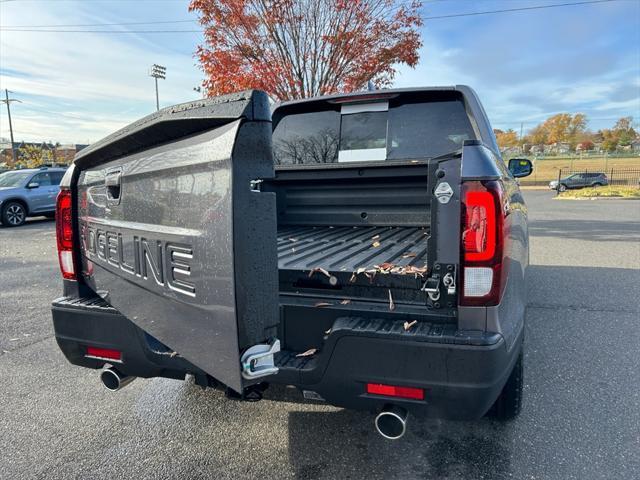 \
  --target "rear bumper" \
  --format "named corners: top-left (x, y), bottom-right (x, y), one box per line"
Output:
top-left (52, 296), bottom-right (522, 420)
top-left (52, 296), bottom-right (204, 381)
top-left (274, 317), bottom-right (521, 420)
